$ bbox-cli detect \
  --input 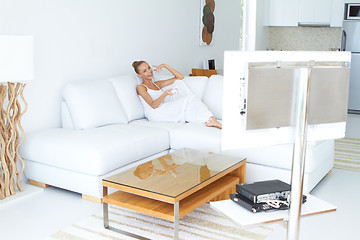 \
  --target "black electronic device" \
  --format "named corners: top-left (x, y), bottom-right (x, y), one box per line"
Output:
top-left (230, 192), bottom-right (307, 213)
top-left (236, 179), bottom-right (291, 204)
top-left (231, 179), bottom-right (307, 213)
top-left (230, 193), bottom-right (290, 213)
top-left (208, 59), bottom-right (215, 70)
